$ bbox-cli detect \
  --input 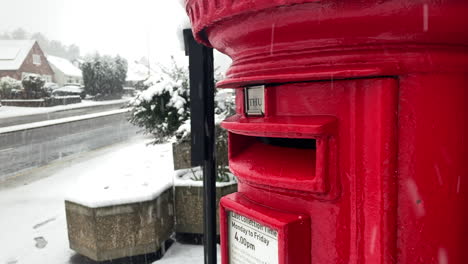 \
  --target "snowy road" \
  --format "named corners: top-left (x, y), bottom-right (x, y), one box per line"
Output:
top-left (0, 136), bottom-right (214, 264)
top-left (0, 110), bottom-right (140, 180)
top-left (0, 99), bottom-right (130, 128)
